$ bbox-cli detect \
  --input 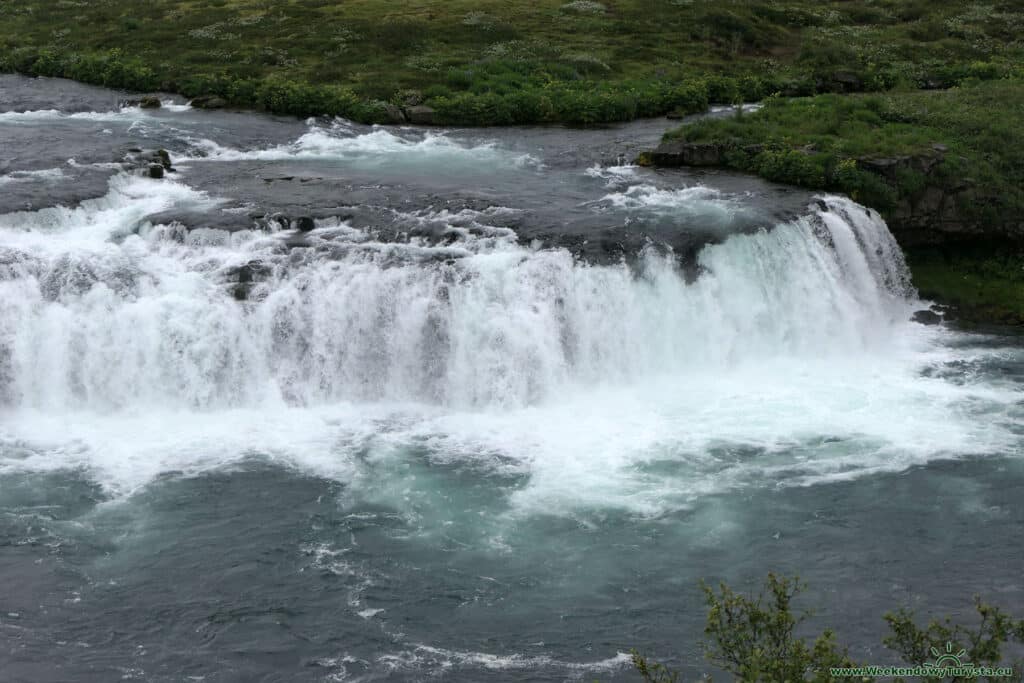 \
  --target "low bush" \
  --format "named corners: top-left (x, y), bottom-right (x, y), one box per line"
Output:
top-left (634, 574), bottom-right (1024, 682)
